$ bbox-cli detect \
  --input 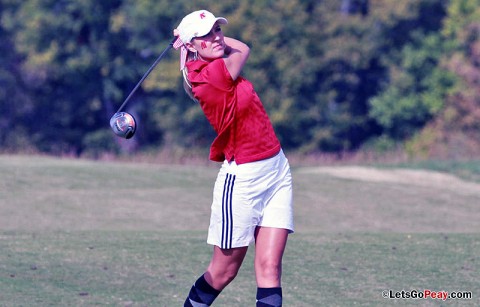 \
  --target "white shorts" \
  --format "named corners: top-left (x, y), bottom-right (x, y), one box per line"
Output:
top-left (207, 150), bottom-right (294, 249)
